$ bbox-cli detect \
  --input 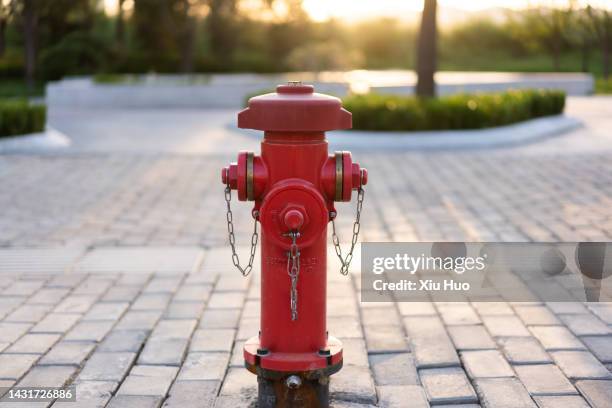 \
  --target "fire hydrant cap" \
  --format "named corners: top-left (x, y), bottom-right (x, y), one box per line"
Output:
top-left (238, 82), bottom-right (352, 132)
